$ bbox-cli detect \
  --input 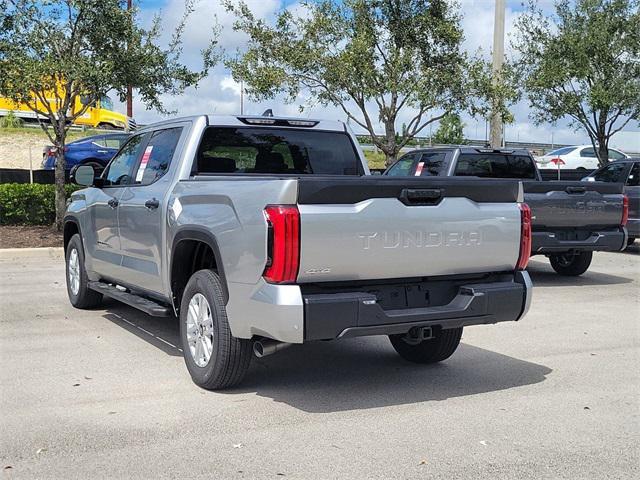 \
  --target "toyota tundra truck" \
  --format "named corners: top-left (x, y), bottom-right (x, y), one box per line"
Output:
top-left (385, 147), bottom-right (628, 276)
top-left (64, 115), bottom-right (532, 390)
